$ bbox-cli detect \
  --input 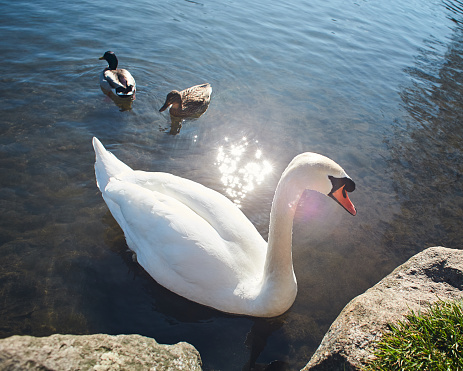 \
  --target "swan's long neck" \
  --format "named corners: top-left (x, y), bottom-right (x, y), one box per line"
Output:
top-left (259, 170), bottom-right (304, 313)
top-left (265, 176), bottom-right (302, 278)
